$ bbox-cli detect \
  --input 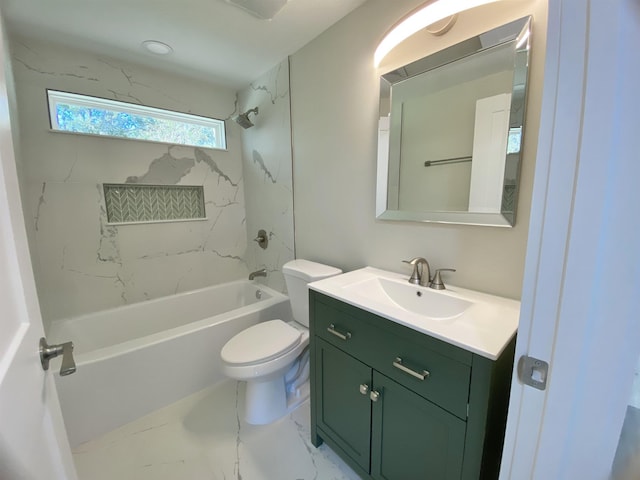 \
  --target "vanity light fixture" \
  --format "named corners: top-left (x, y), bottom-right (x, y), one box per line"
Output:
top-left (141, 40), bottom-right (173, 55)
top-left (424, 14), bottom-right (458, 36)
top-left (373, 0), bottom-right (501, 67)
